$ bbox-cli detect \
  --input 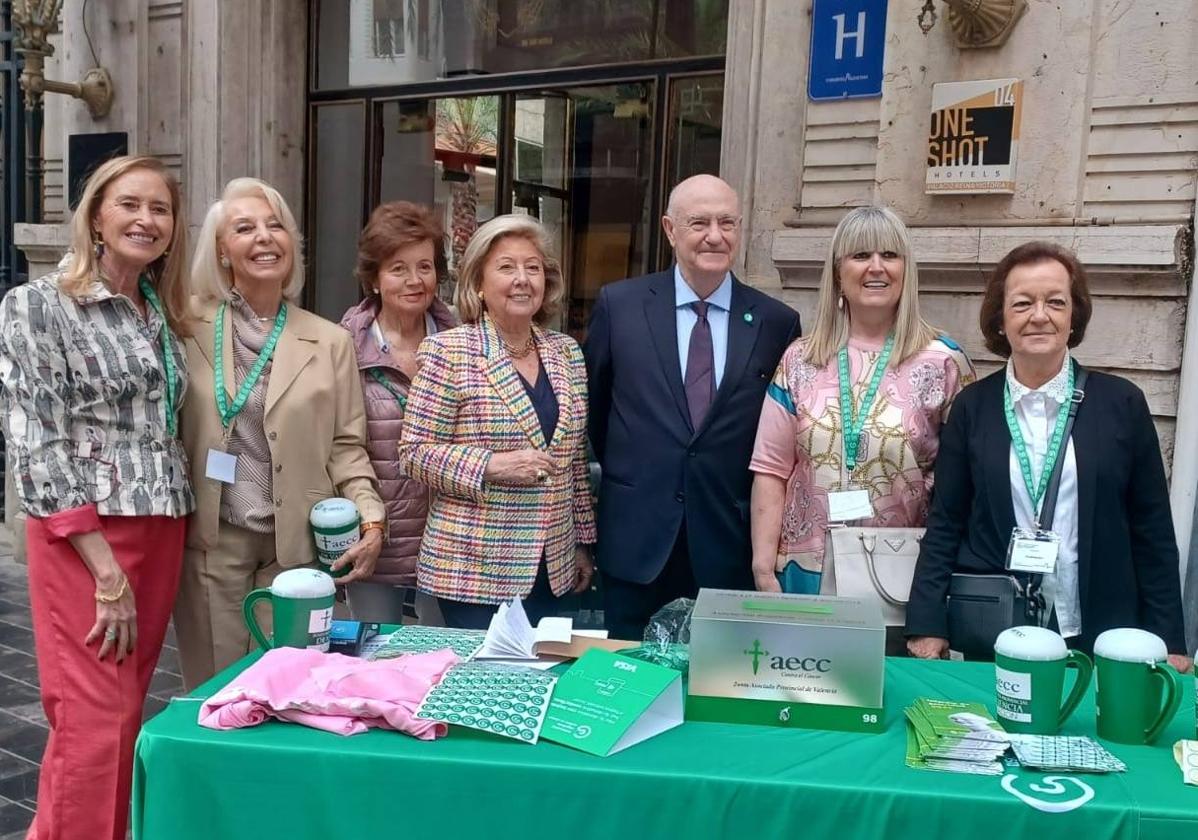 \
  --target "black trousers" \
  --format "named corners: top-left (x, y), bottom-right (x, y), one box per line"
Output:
top-left (437, 560), bottom-right (560, 630)
top-left (602, 527), bottom-right (699, 642)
